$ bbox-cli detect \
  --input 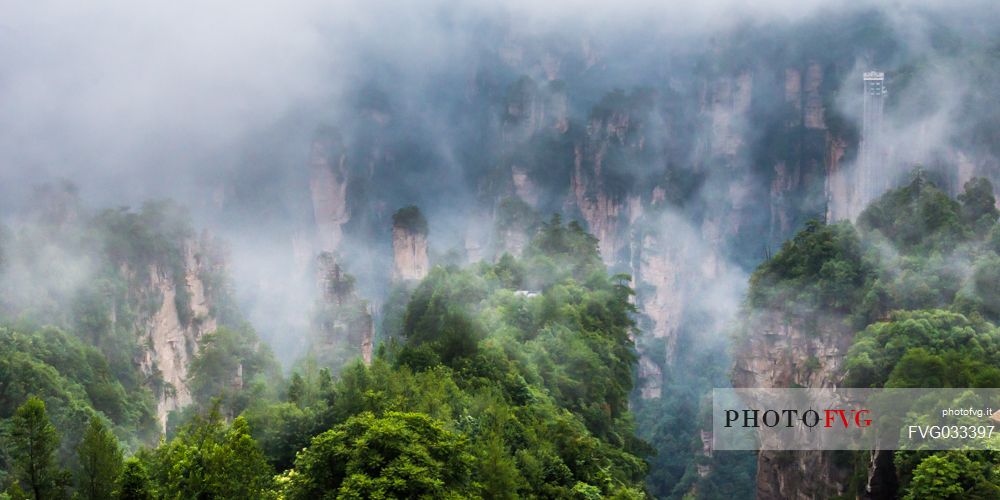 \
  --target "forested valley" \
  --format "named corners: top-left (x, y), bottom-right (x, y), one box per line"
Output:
top-left (6, 2), bottom-right (1000, 499)
top-left (0, 205), bottom-right (650, 499)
